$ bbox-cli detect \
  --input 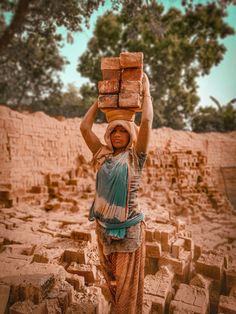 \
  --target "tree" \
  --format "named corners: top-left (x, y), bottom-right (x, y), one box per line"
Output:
top-left (77, 1), bottom-right (235, 129)
top-left (0, 0), bottom-right (115, 106)
top-left (1, 0), bottom-right (235, 119)
top-left (191, 97), bottom-right (236, 132)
